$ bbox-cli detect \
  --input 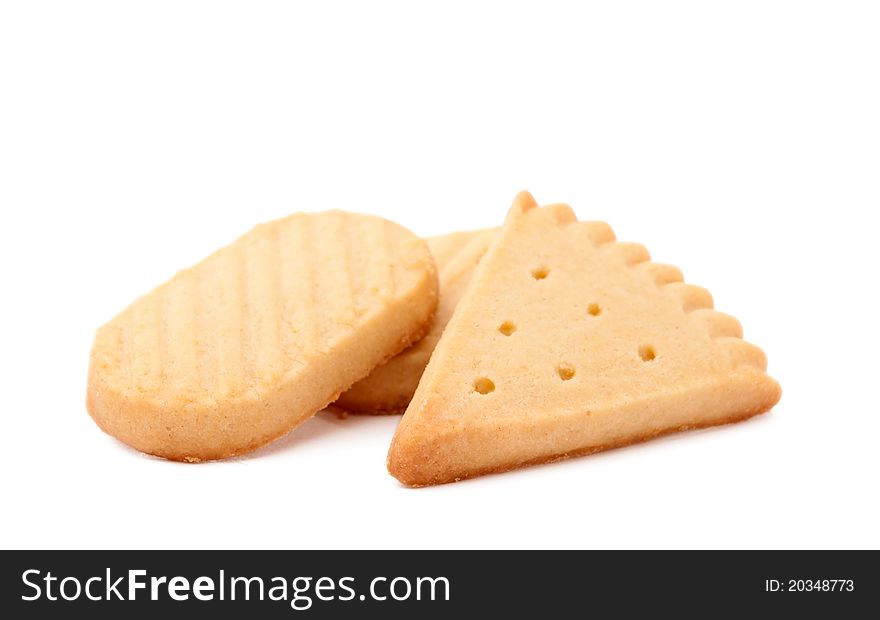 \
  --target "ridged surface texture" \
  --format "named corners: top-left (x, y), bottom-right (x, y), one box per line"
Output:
top-left (87, 210), bottom-right (438, 461)
top-left (336, 228), bottom-right (497, 414)
top-left (388, 192), bottom-right (781, 486)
